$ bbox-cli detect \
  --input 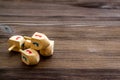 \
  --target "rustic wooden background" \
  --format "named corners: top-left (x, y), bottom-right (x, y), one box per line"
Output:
top-left (0, 0), bottom-right (120, 80)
